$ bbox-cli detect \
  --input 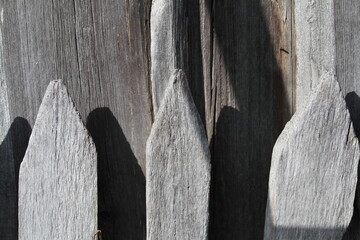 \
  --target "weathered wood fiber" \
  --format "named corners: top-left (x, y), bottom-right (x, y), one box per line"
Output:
top-left (150, 0), bottom-right (206, 126)
top-left (150, 0), bottom-right (189, 113)
top-left (295, 2), bottom-right (360, 235)
top-left (294, 0), bottom-right (336, 108)
top-left (146, 70), bottom-right (211, 240)
top-left (0, 10), bottom-right (31, 238)
top-left (335, 1), bottom-right (360, 96)
top-left (2, 0), bottom-right (152, 171)
top-left (0, 1), bottom-right (151, 238)
top-left (199, 0), bottom-right (213, 140)
top-left (209, 0), bottom-right (293, 239)
top-left (264, 73), bottom-right (359, 240)
top-left (19, 80), bottom-right (97, 239)
top-left (0, 44), bottom-right (14, 237)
